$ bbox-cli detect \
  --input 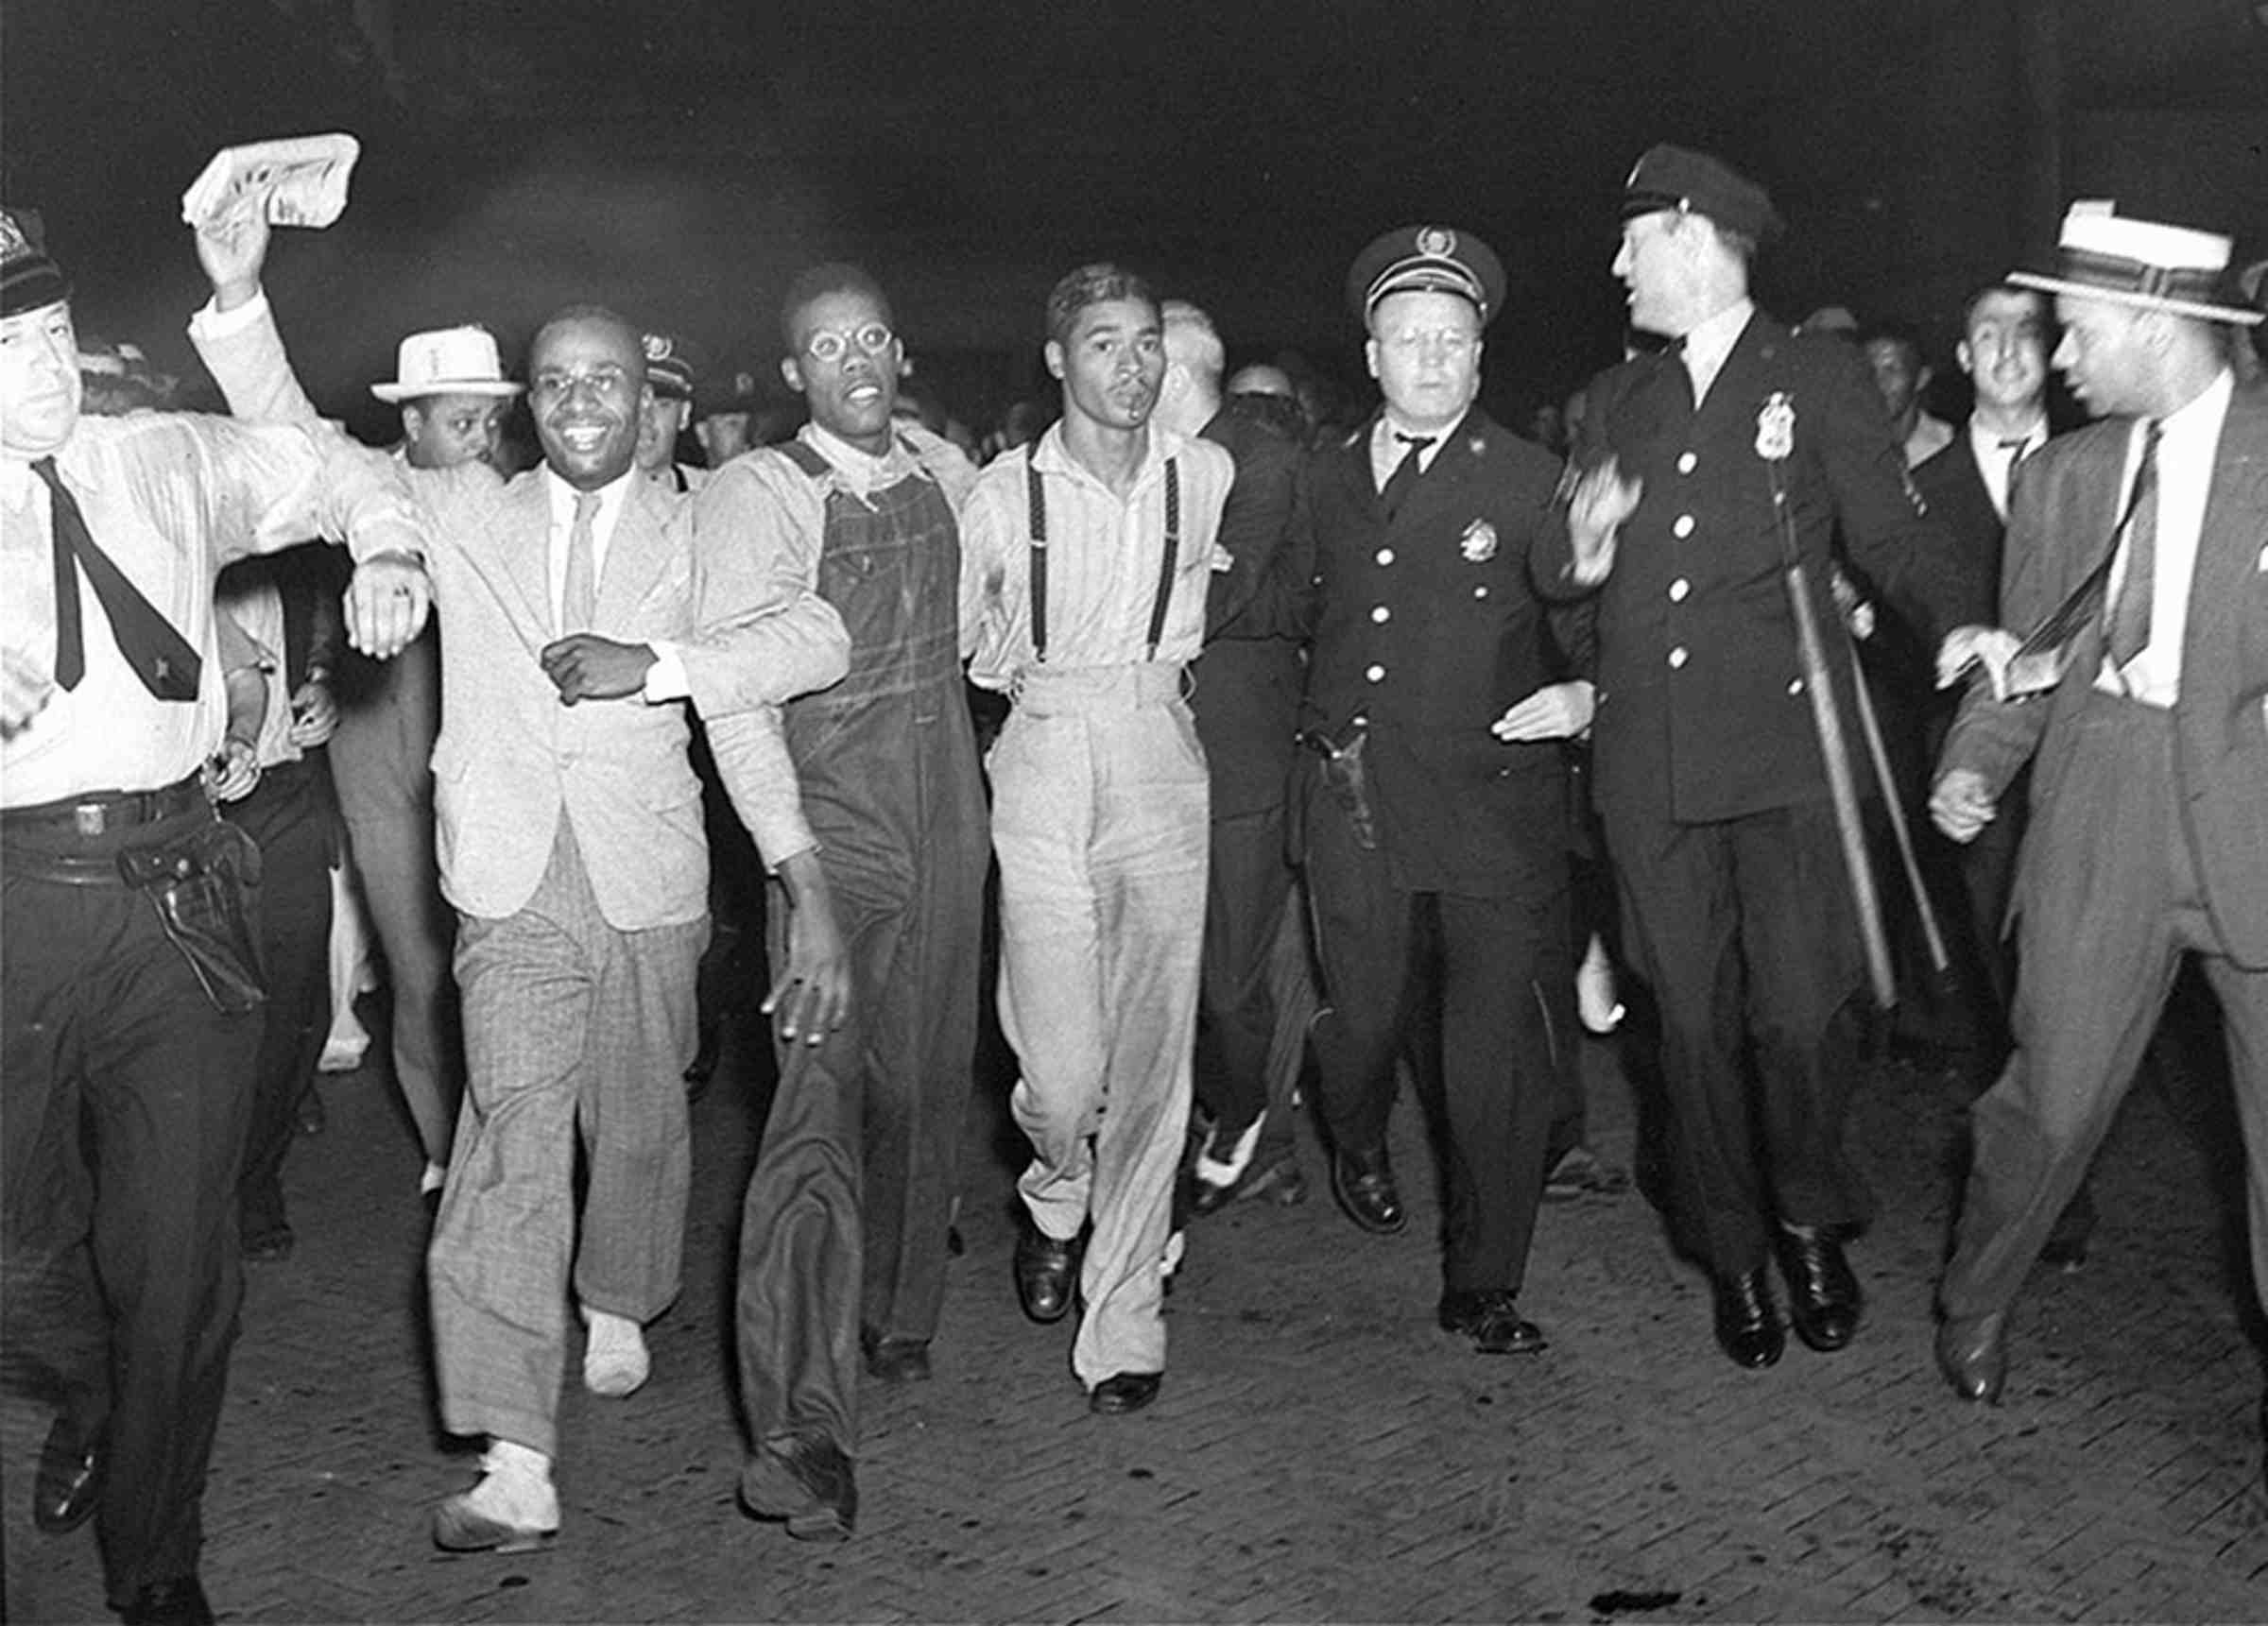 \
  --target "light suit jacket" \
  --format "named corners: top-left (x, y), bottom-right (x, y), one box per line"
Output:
top-left (193, 300), bottom-right (849, 930)
top-left (1941, 378), bottom-right (2268, 968)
